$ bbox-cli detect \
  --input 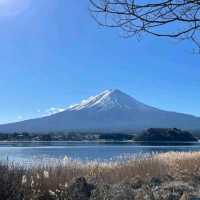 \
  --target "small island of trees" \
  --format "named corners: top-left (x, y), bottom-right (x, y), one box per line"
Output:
top-left (135, 128), bottom-right (198, 142)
